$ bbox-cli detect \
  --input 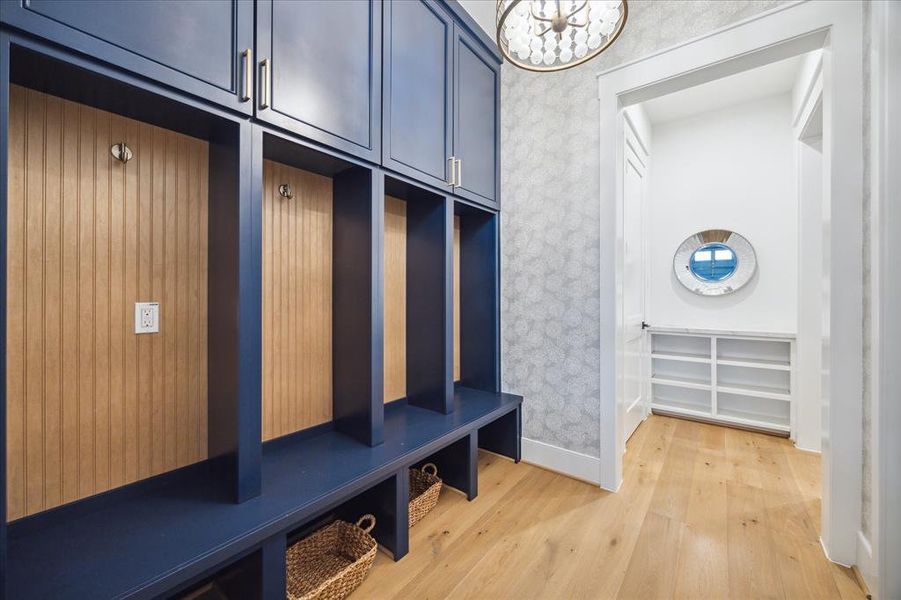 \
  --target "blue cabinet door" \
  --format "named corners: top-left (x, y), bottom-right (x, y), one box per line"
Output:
top-left (1, 0), bottom-right (254, 114)
top-left (453, 28), bottom-right (499, 208)
top-left (256, 0), bottom-right (381, 162)
top-left (383, 0), bottom-right (454, 190)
